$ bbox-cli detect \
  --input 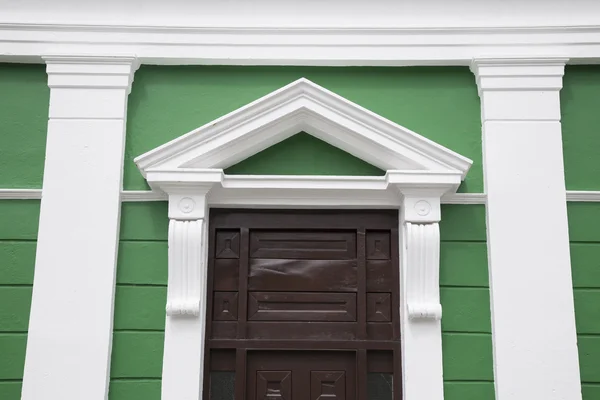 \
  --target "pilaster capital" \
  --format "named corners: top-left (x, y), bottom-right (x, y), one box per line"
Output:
top-left (470, 57), bottom-right (567, 94)
top-left (43, 55), bottom-right (140, 119)
top-left (167, 185), bottom-right (216, 221)
top-left (43, 55), bottom-right (139, 92)
top-left (470, 57), bottom-right (568, 121)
